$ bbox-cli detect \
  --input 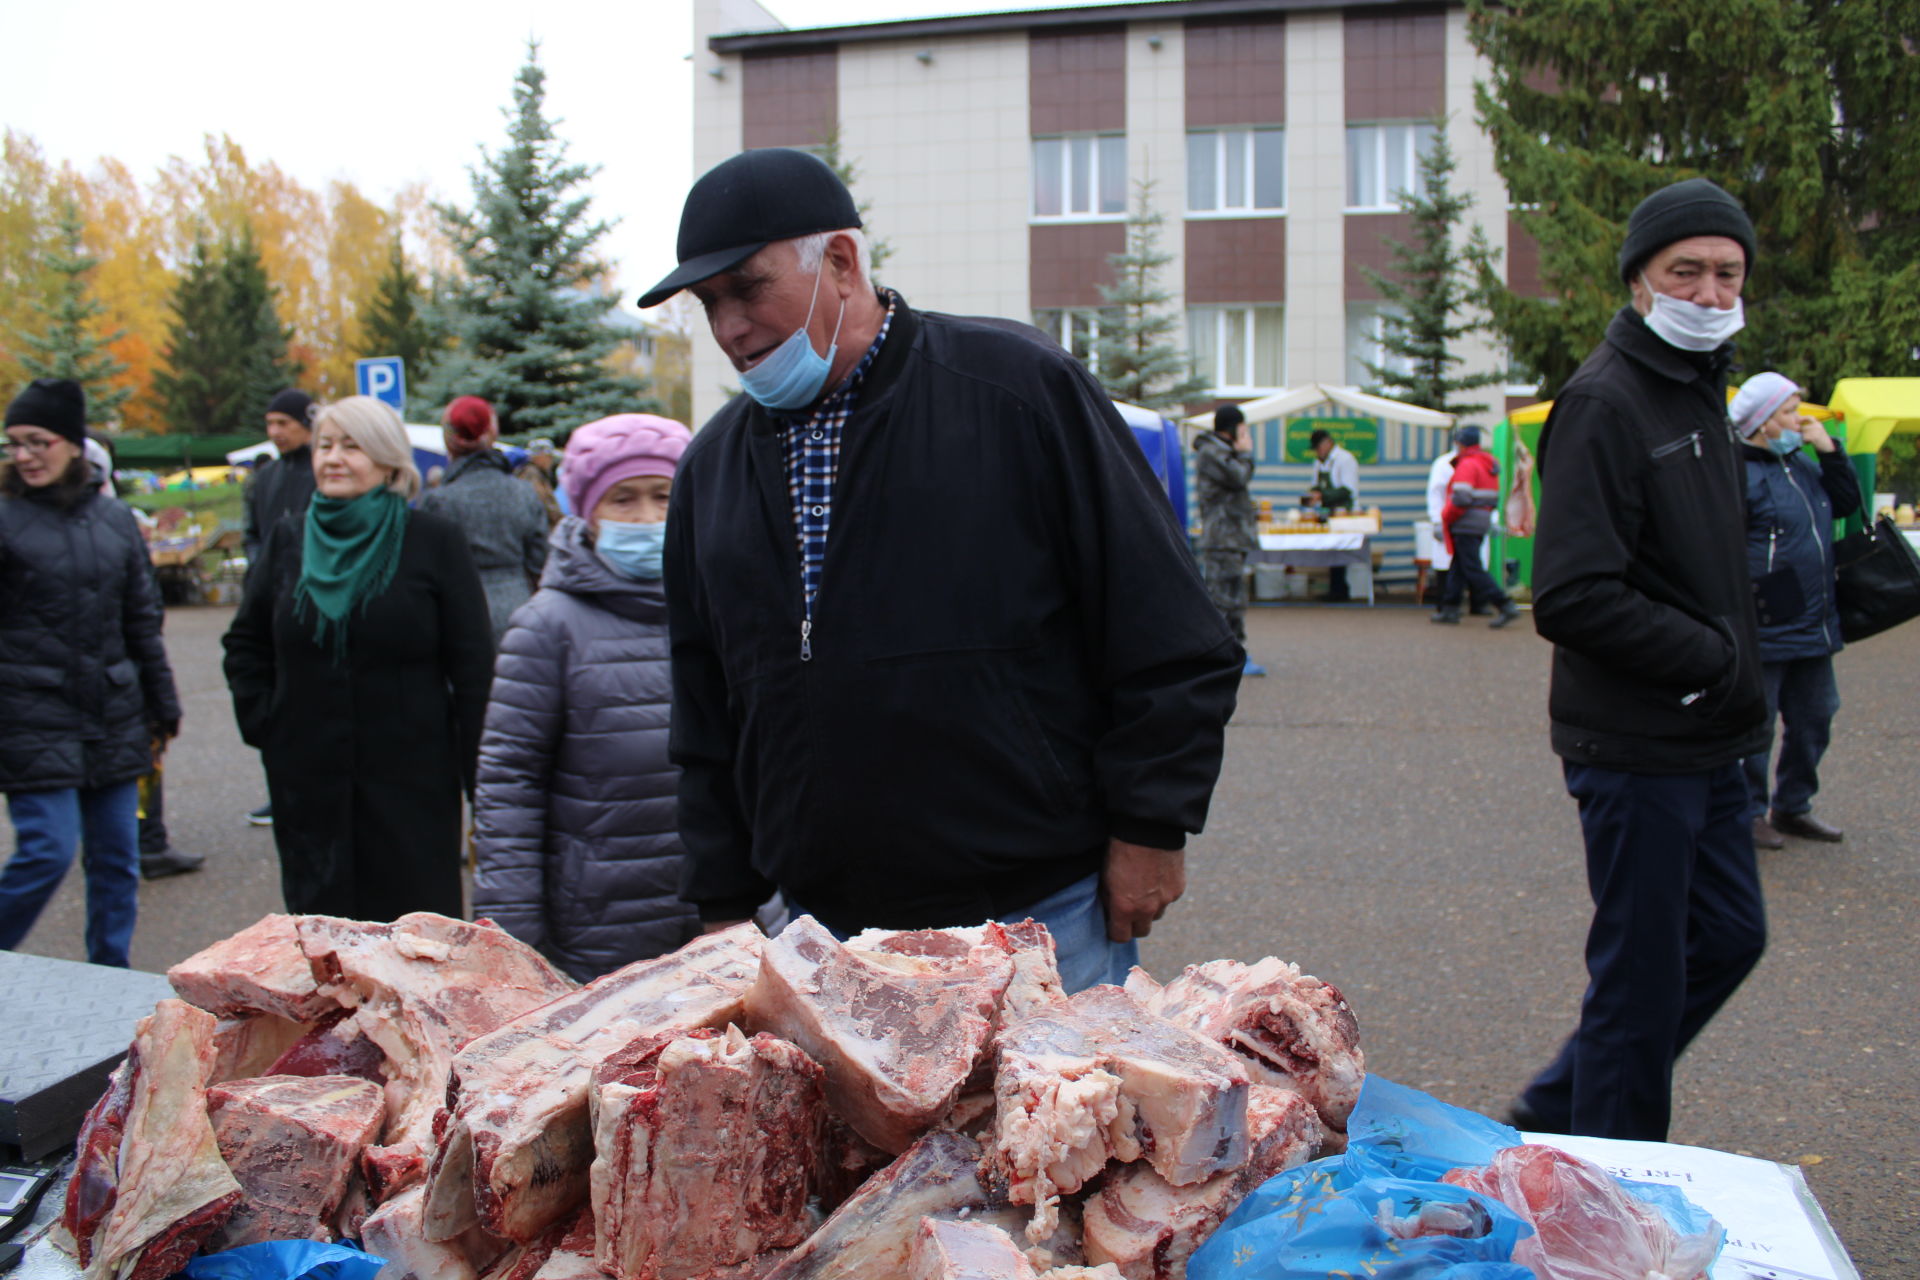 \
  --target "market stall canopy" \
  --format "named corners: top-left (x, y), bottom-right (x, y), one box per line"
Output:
top-left (1183, 384), bottom-right (1455, 431)
top-left (1829, 378), bottom-right (1920, 456)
